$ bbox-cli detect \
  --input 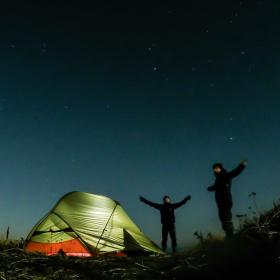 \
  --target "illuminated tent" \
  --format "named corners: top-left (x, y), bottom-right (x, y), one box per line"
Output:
top-left (24, 191), bottom-right (163, 256)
